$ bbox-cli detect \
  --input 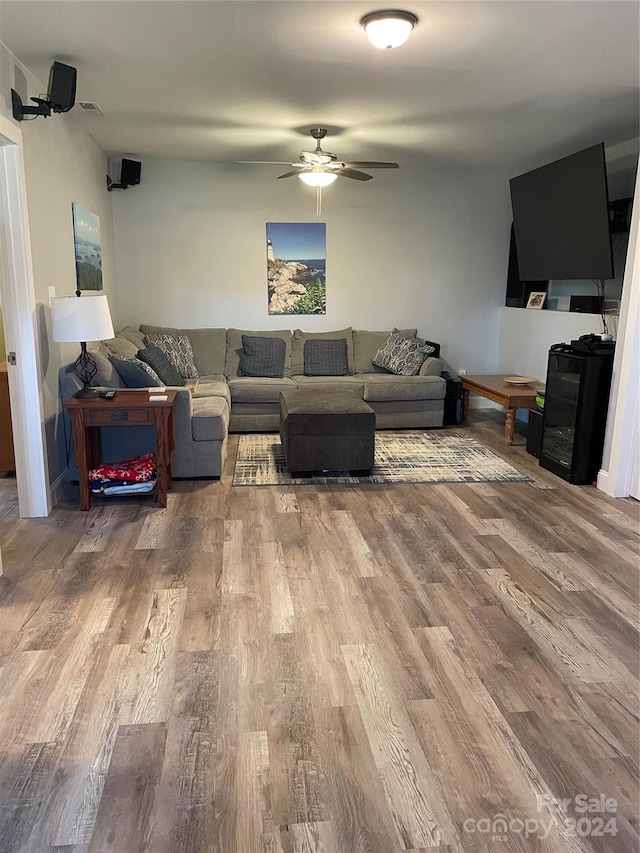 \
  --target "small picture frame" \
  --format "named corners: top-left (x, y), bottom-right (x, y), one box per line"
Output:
top-left (526, 291), bottom-right (547, 309)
